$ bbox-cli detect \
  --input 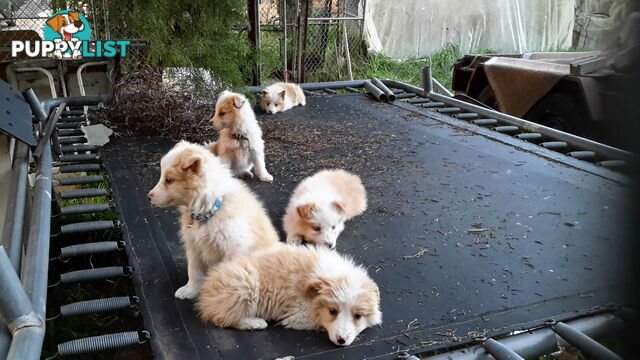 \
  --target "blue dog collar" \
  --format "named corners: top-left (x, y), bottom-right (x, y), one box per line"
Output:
top-left (190, 198), bottom-right (223, 224)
